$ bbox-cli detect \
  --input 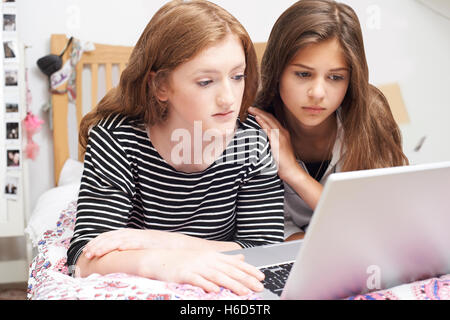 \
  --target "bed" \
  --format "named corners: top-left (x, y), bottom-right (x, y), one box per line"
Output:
top-left (25, 34), bottom-right (450, 300)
